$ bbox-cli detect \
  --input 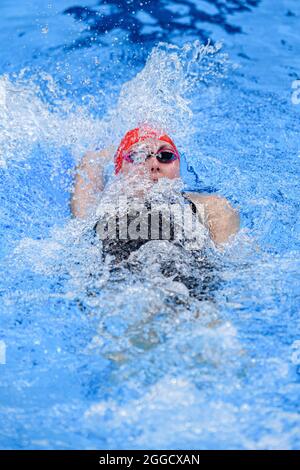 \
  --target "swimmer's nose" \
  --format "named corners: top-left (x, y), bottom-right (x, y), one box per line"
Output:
top-left (148, 156), bottom-right (160, 173)
top-left (151, 166), bottom-right (160, 174)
